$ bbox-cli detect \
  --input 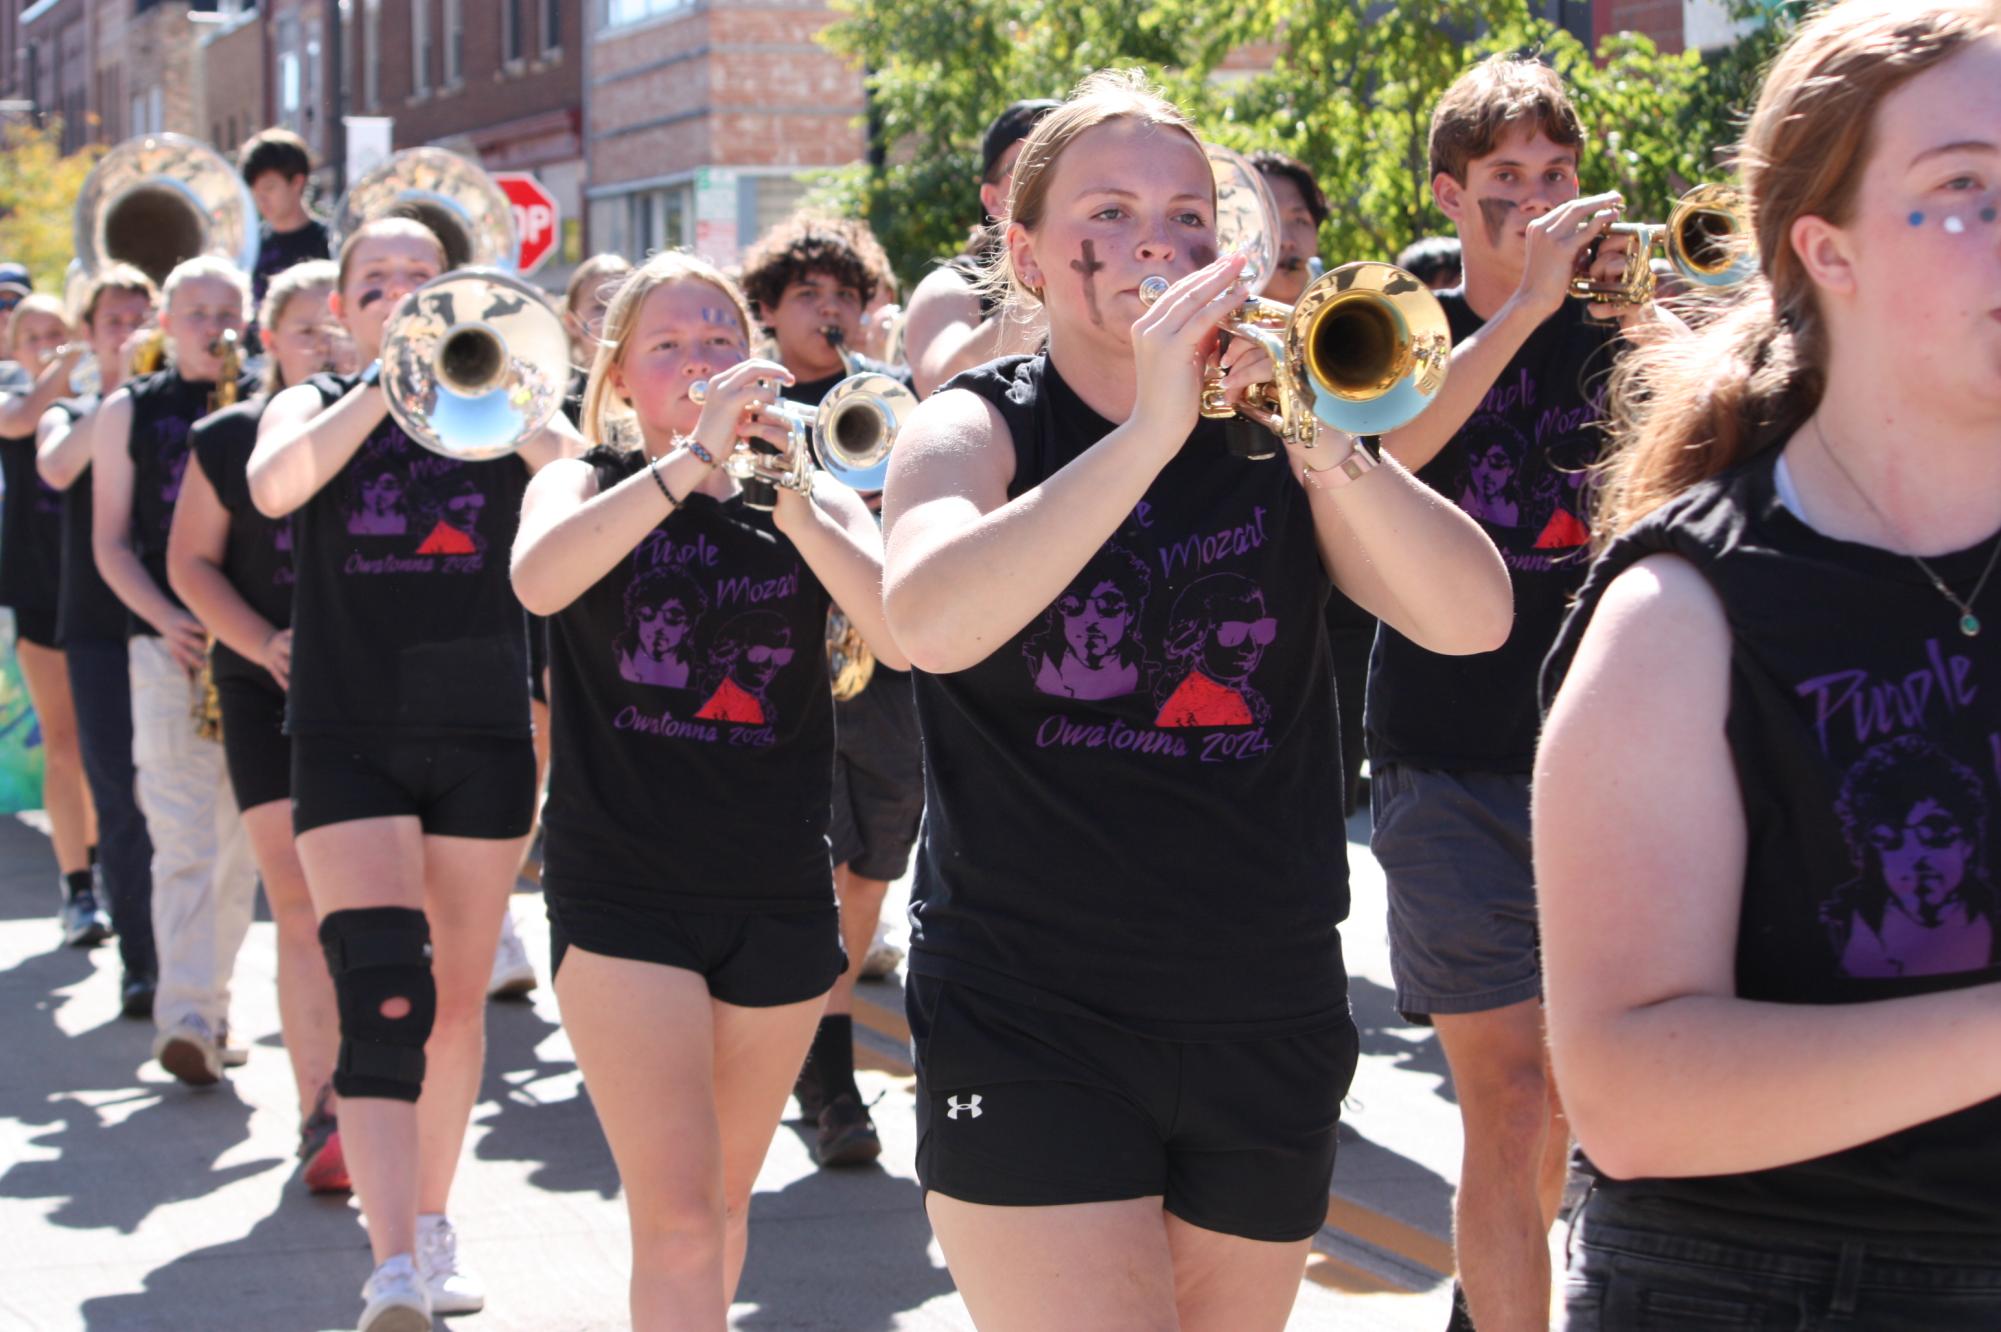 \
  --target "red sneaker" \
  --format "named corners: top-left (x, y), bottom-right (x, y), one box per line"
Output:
top-left (302, 1125), bottom-right (351, 1195)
